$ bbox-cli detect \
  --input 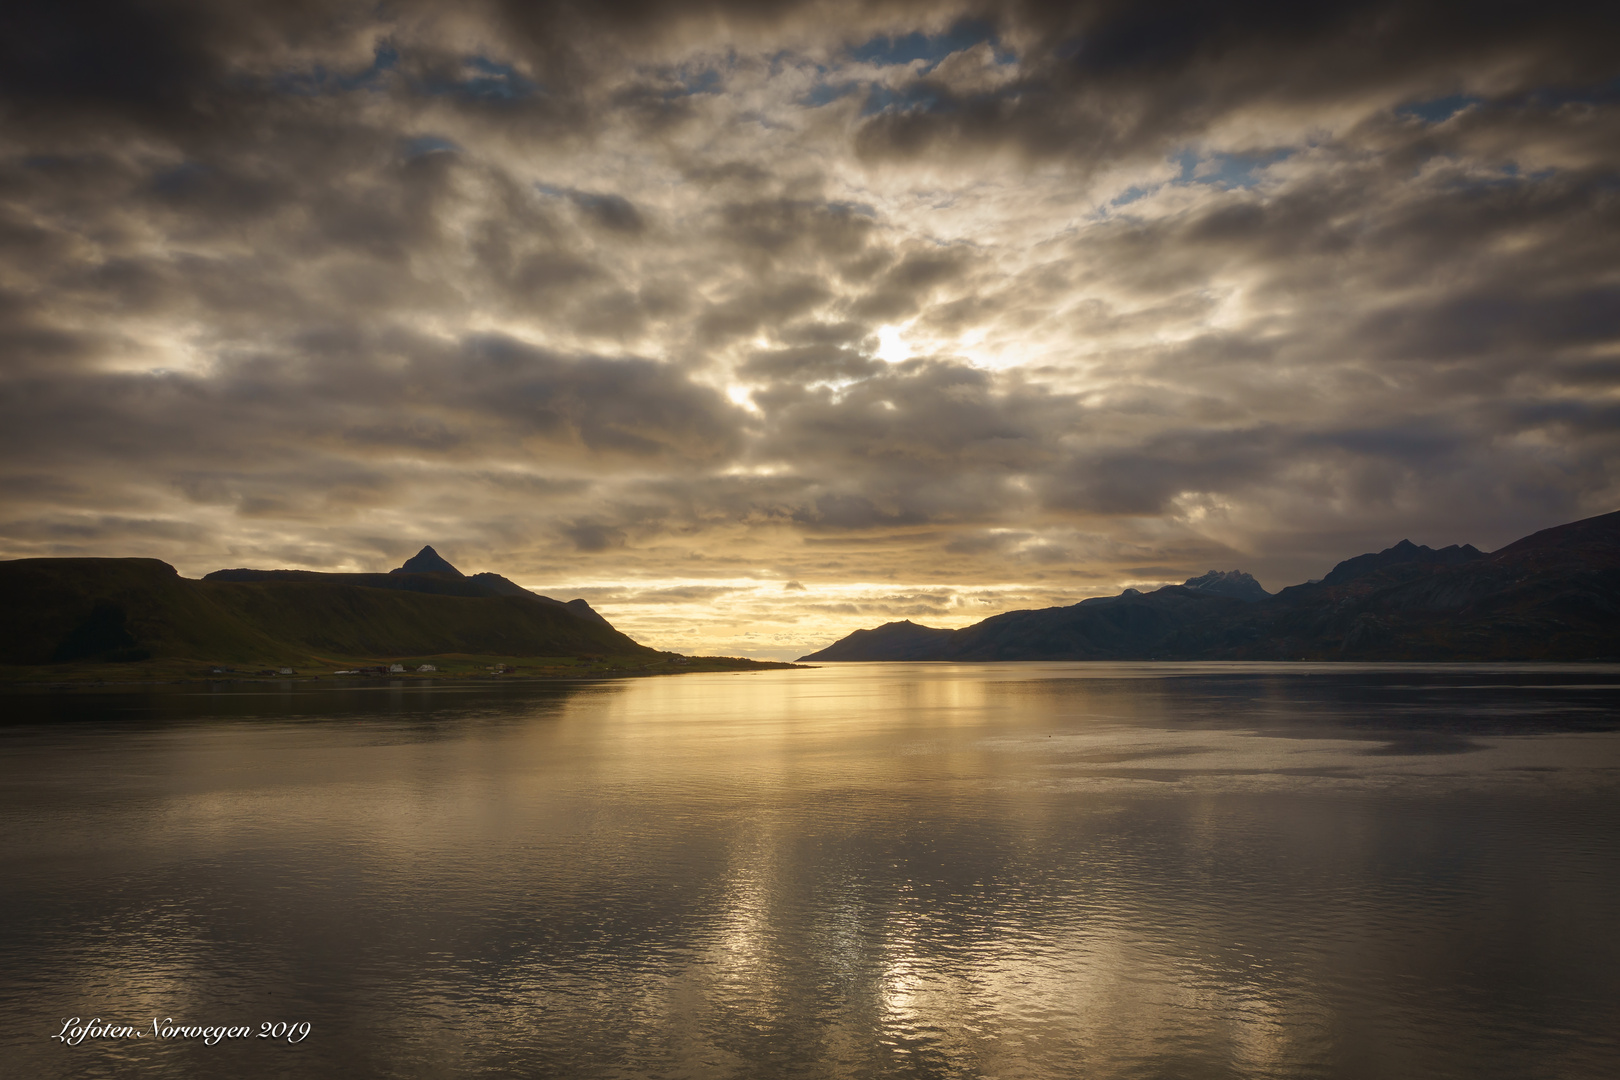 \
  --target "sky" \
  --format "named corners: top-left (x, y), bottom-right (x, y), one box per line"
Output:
top-left (1, 0), bottom-right (1617, 660)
